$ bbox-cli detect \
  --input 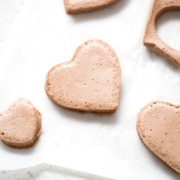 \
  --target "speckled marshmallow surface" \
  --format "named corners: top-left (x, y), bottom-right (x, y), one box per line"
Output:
top-left (45, 39), bottom-right (121, 113)
top-left (0, 99), bottom-right (41, 148)
top-left (137, 101), bottom-right (180, 174)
